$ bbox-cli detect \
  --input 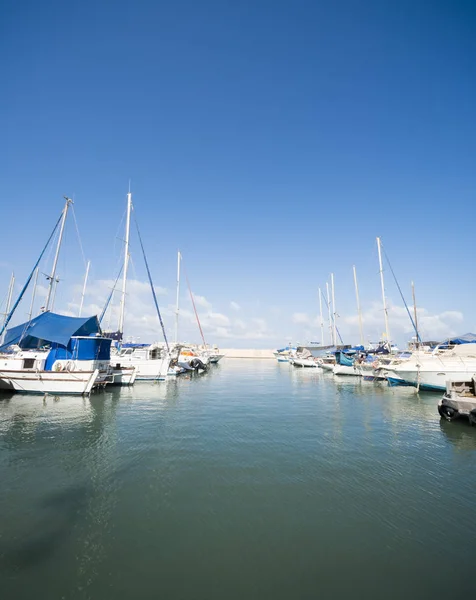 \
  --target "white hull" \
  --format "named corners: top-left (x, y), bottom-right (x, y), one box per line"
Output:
top-left (333, 364), bottom-right (360, 376)
top-left (387, 364), bottom-right (476, 391)
top-left (113, 356), bottom-right (171, 381)
top-left (319, 362), bottom-right (335, 371)
top-left (290, 358), bottom-right (318, 368)
top-left (358, 363), bottom-right (386, 381)
top-left (111, 366), bottom-right (137, 386)
top-left (0, 368), bottom-right (101, 395)
top-left (208, 354), bottom-right (224, 363)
